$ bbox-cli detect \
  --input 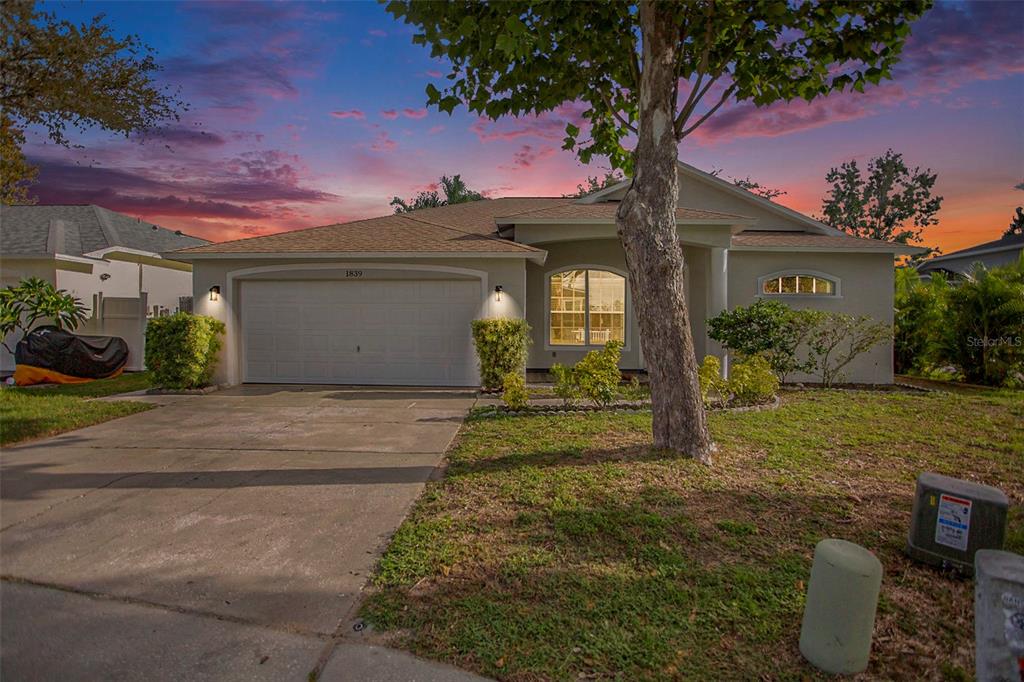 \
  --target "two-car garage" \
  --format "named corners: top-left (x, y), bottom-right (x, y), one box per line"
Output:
top-left (240, 278), bottom-right (481, 386)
